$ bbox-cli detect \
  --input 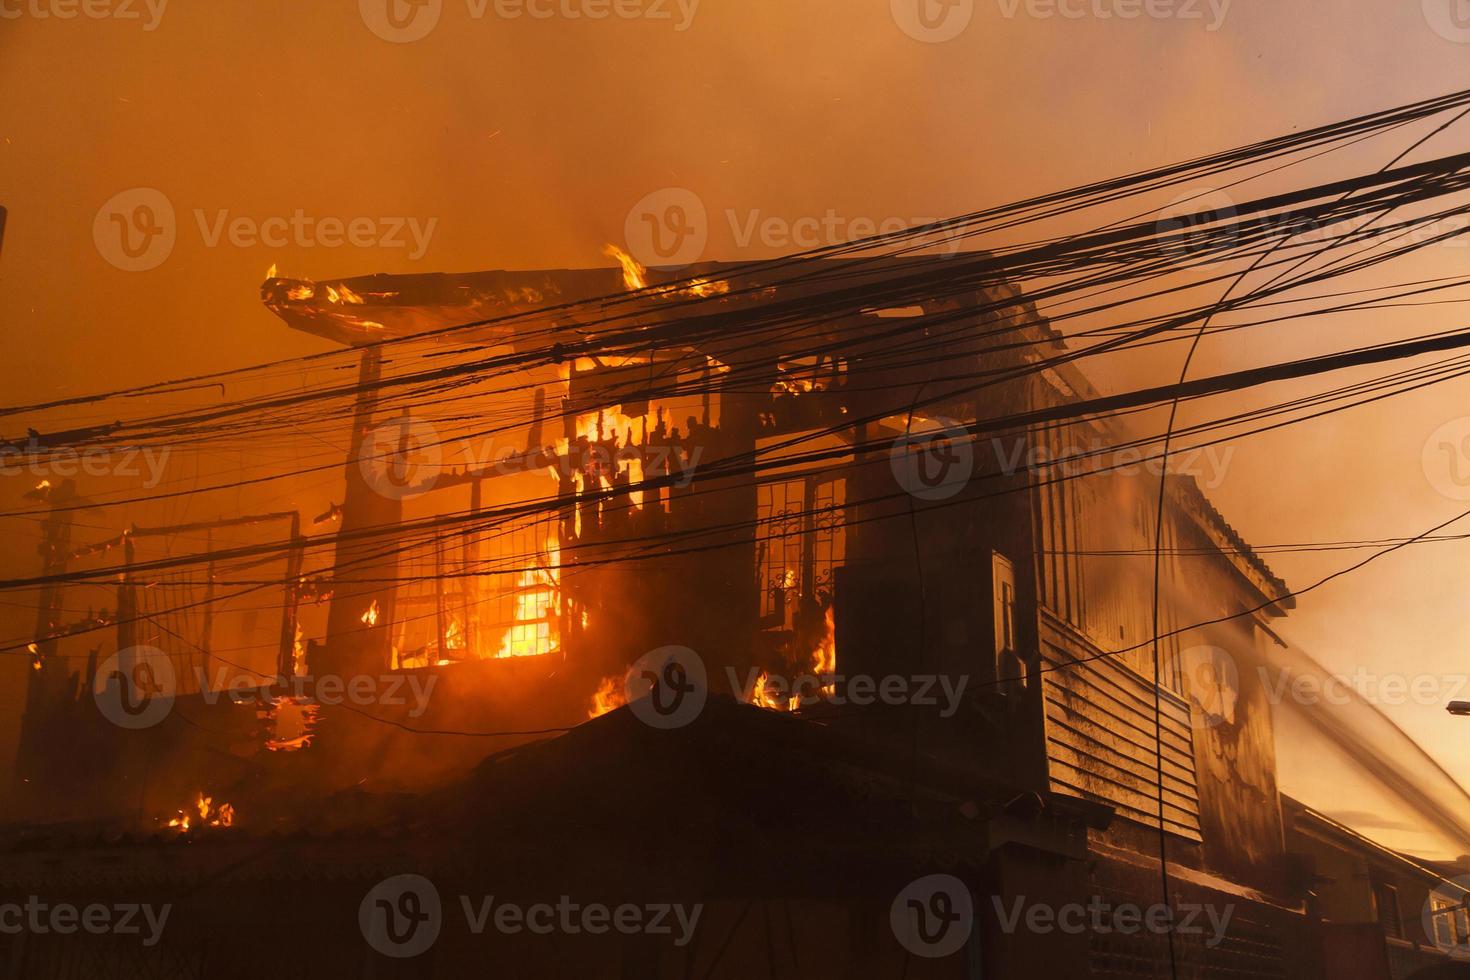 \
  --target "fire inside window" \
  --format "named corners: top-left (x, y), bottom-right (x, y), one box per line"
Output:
top-left (390, 514), bottom-right (560, 667)
top-left (756, 476), bottom-right (846, 625)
